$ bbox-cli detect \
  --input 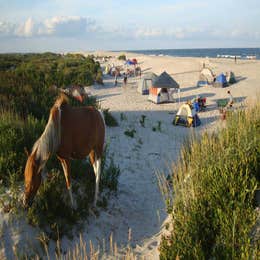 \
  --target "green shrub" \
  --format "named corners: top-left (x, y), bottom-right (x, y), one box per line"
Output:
top-left (160, 104), bottom-right (260, 259)
top-left (95, 70), bottom-right (103, 85)
top-left (0, 53), bottom-right (101, 119)
top-left (118, 54), bottom-right (126, 61)
top-left (0, 111), bottom-right (45, 186)
top-left (103, 109), bottom-right (118, 127)
top-left (139, 115), bottom-right (146, 127)
top-left (124, 129), bottom-right (136, 138)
